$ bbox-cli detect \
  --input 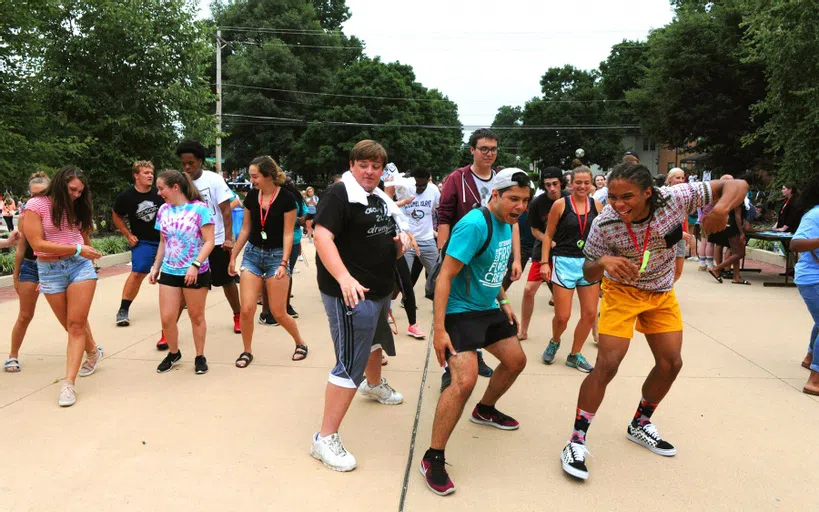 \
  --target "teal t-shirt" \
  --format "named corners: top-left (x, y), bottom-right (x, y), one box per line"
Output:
top-left (293, 200), bottom-right (307, 245)
top-left (445, 208), bottom-right (512, 314)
